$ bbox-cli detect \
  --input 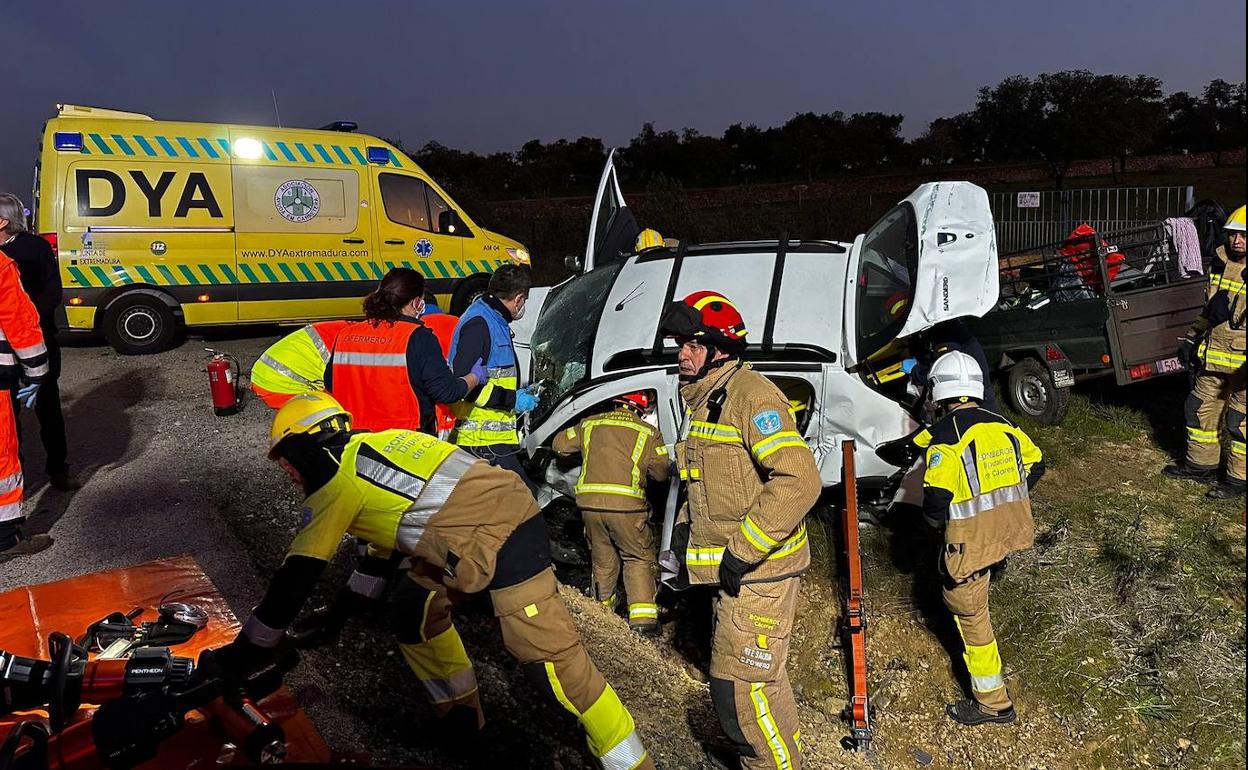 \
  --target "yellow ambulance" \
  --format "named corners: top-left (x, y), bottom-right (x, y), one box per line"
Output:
top-left (33, 104), bottom-right (529, 353)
